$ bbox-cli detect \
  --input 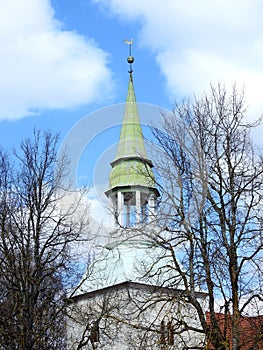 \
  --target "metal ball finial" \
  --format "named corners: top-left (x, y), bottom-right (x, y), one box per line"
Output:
top-left (127, 56), bottom-right (134, 64)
